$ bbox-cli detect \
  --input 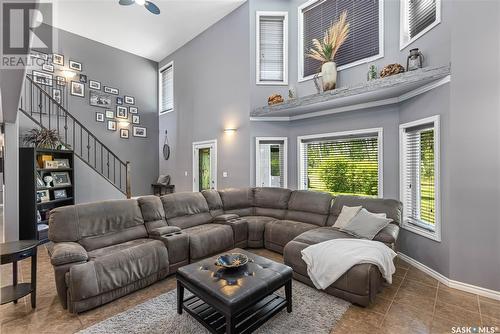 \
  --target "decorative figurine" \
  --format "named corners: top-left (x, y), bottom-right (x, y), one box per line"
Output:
top-left (43, 175), bottom-right (54, 188)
